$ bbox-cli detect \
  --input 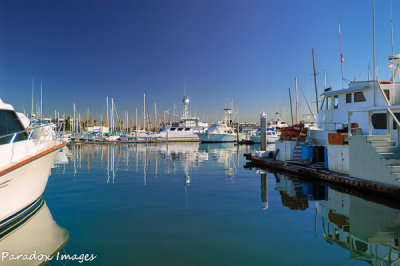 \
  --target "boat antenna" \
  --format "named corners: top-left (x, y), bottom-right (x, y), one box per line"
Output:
top-left (390, 0), bottom-right (394, 56)
top-left (338, 24), bottom-right (344, 89)
top-left (31, 79), bottom-right (34, 120)
top-left (373, 0), bottom-right (376, 106)
top-left (390, 0), bottom-right (395, 83)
